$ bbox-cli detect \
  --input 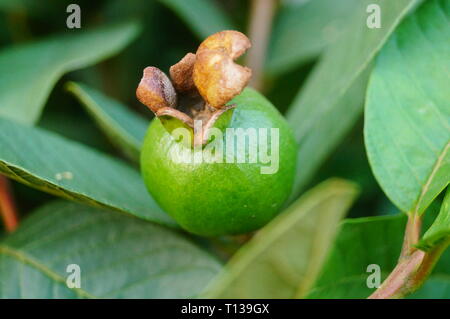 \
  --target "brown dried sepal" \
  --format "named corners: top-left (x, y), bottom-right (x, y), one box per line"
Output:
top-left (136, 67), bottom-right (177, 112)
top-left (193, 30), bottom-right (252, 109)
top-left (169, 53), bottom-right (197, 94)
top-left (136, 30), bottom-right (252, 146)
